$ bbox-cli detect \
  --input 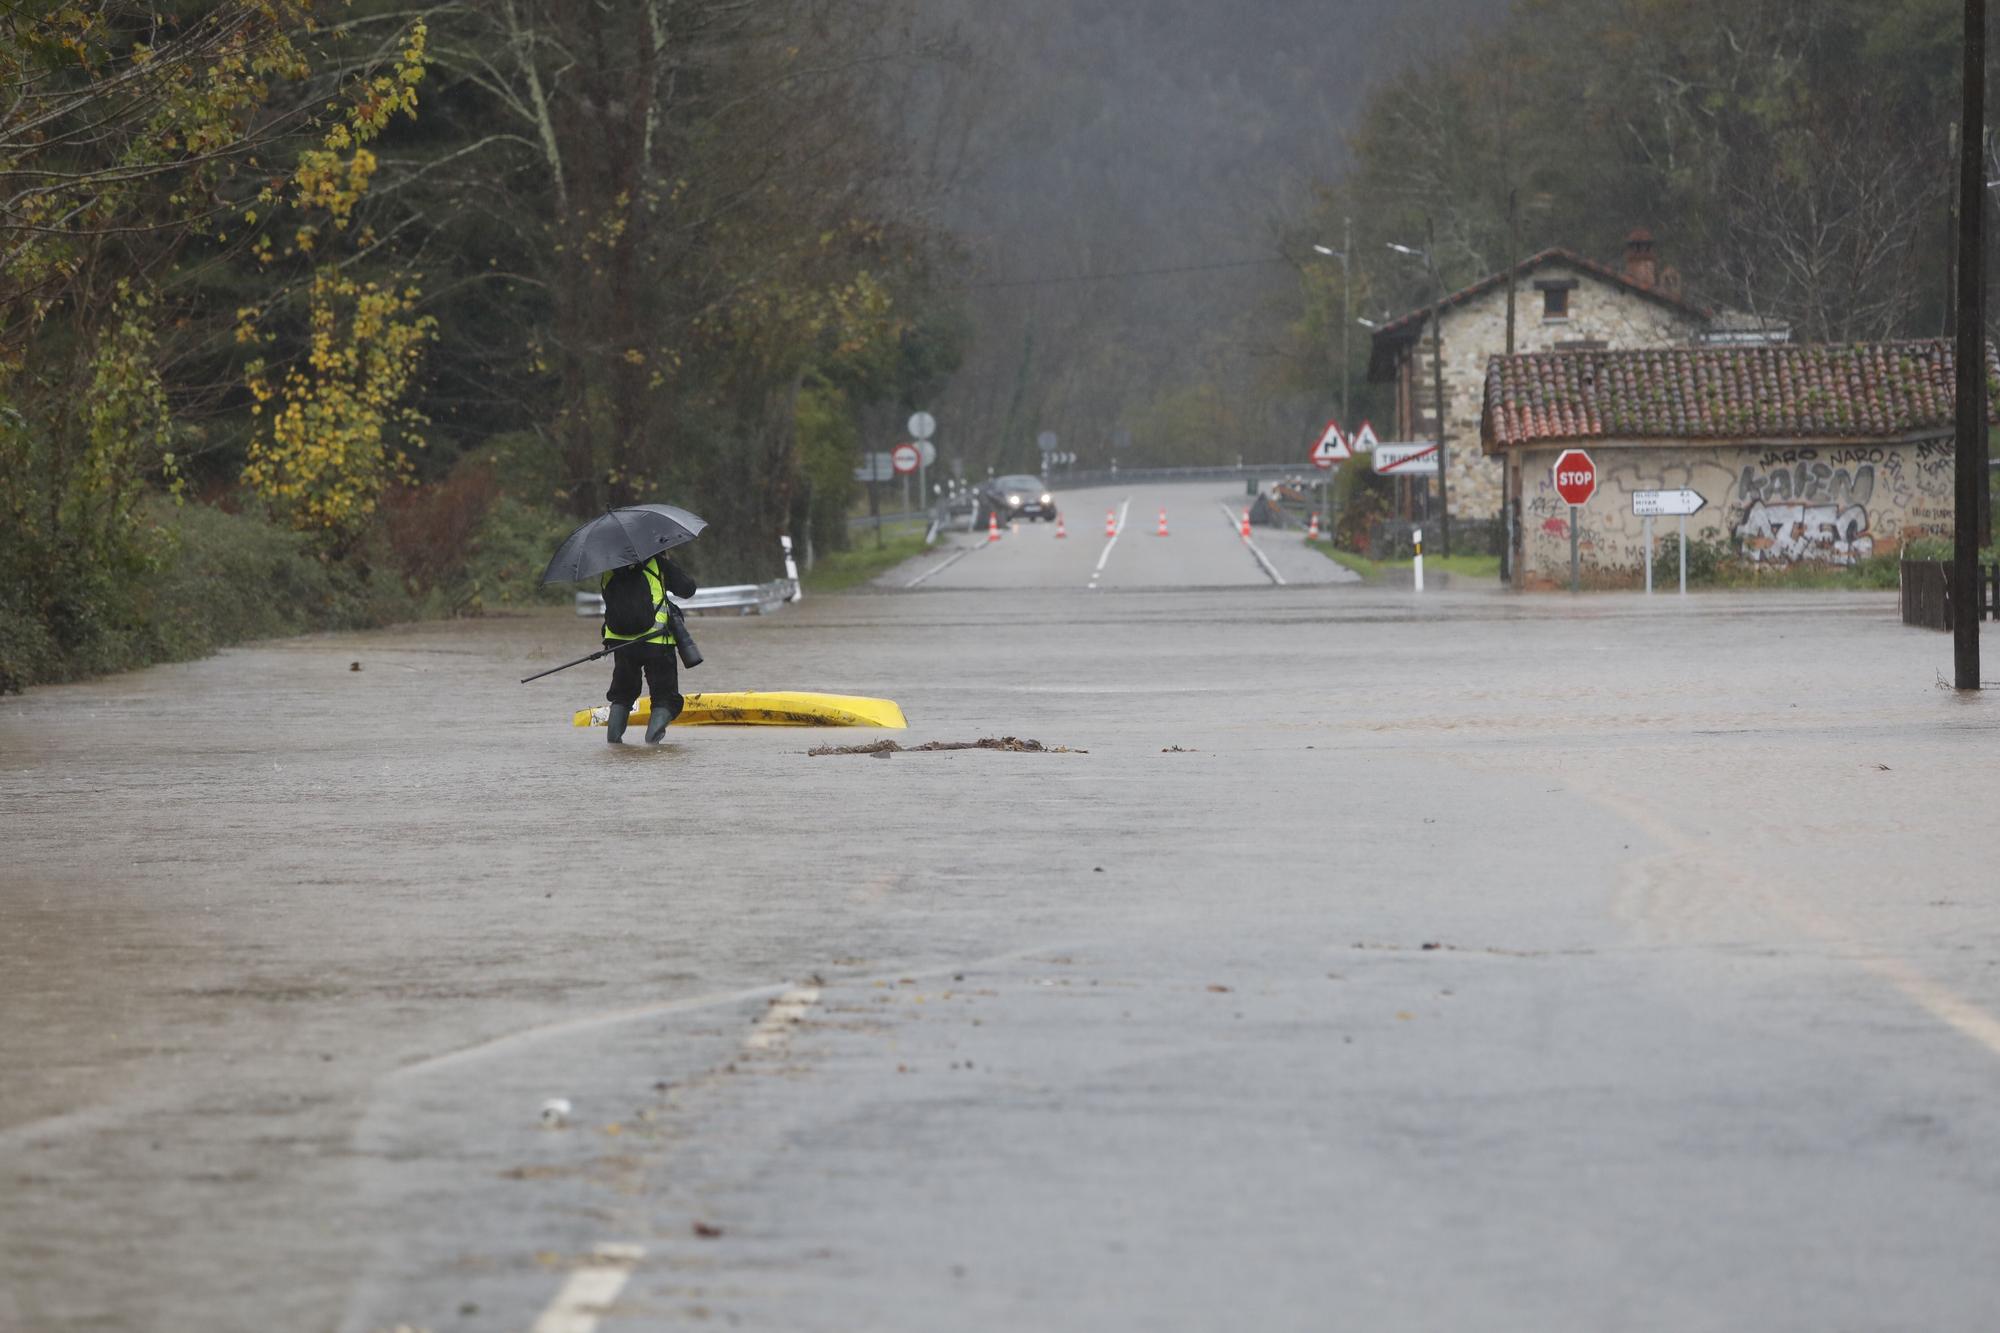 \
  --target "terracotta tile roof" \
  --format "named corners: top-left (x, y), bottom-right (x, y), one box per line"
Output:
top-left (1481, 340), bottom-right (2000, 453)
top-left (1366, 247), bottom-right (1711, 381)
